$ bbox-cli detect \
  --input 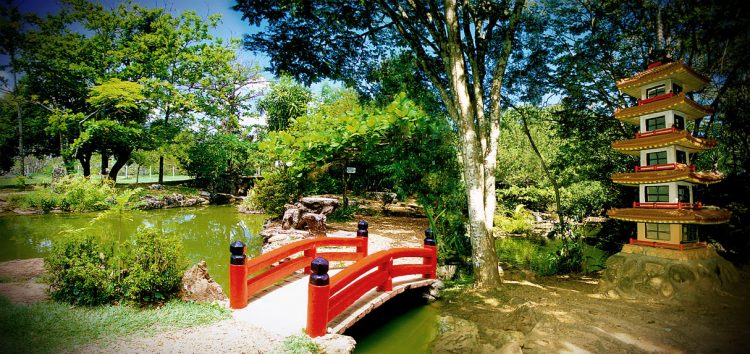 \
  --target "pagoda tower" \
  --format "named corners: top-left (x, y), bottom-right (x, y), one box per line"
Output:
top-left (607, 60), bottom-right (732, 250)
